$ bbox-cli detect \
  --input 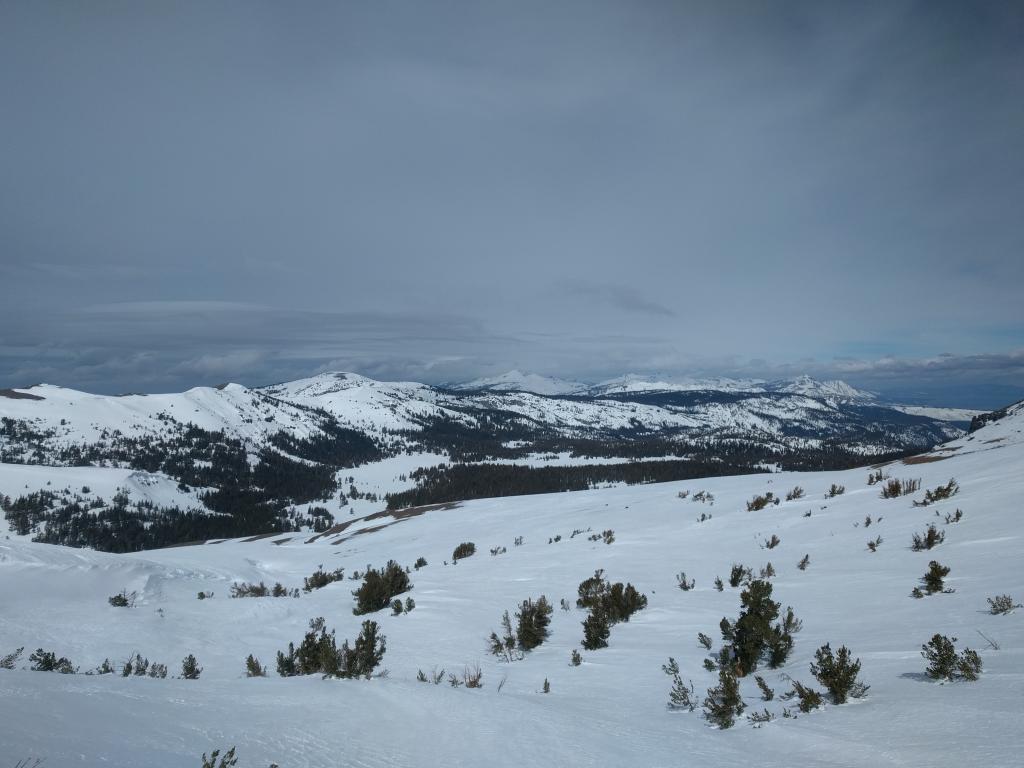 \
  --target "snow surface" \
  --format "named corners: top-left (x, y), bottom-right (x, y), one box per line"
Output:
top-left (1, 405), bottom-right (1022, 766)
